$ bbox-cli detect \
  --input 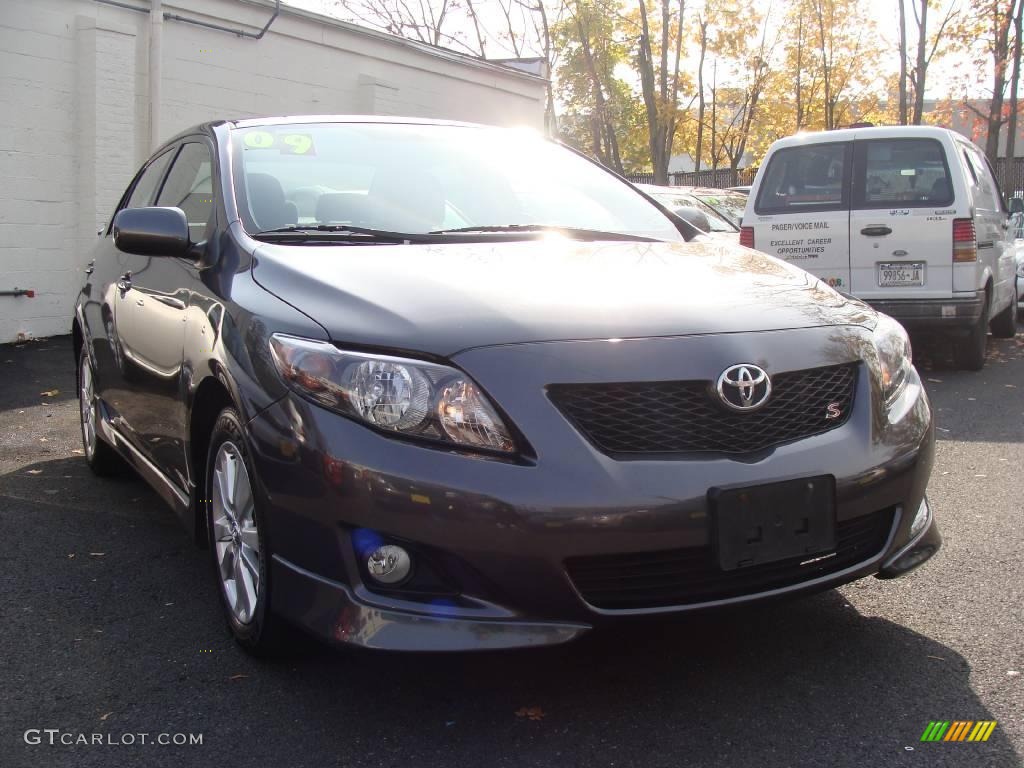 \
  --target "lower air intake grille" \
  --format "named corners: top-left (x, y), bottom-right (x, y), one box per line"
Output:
top-left (548, 363), bottom-right (858, 456)
top-left (565, 507), bottom-right (895, 610)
